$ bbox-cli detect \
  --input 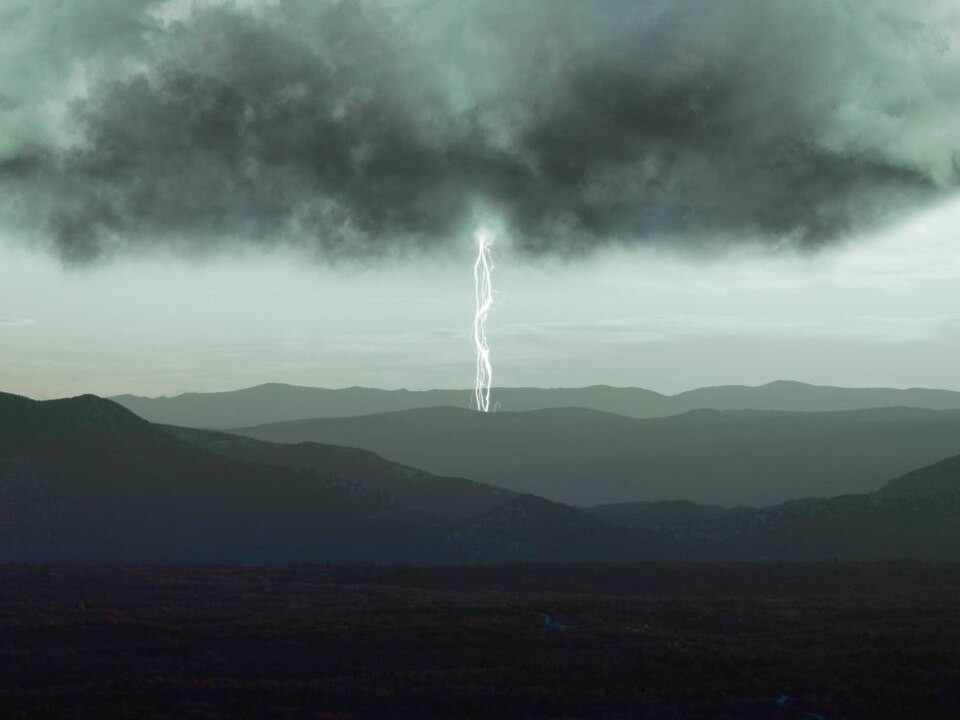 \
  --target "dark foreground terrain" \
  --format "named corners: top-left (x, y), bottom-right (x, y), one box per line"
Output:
top-left (2, 563), bottom-right (959, 720)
